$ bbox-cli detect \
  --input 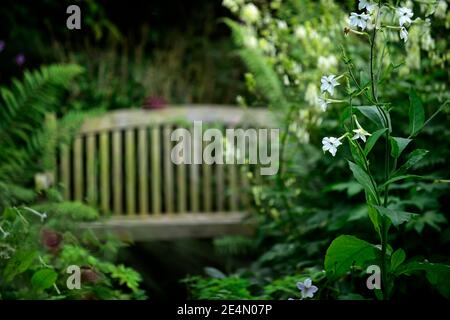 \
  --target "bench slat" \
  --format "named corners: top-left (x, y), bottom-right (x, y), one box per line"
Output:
top-left (163, 125), bottom-right (174, 214)
top-left (176, 130), bottom-right (187, 213)
top-left (86, 134), bottom-right (97, 206)
top-left (151, 127), bottom-right (161, 215)
top-left (202, 139), bottom-right (212, 212)
top-left (112, 131), bottom-right (123, 215)
top-left (100, 132), bottom-right (110, 213)
top-left (125, 129), bottom-right (136, 215)
top-left (138, 128), bottom-right (149, 215)
top-left (73, 137), bottom-right (83, 201)
top-left (60, 144), bottom-right (70, 200)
